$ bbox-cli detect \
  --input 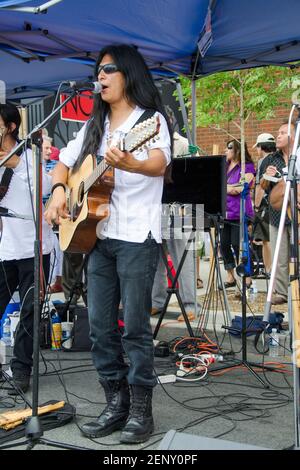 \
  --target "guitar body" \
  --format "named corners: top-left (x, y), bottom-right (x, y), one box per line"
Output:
top-left (59, 154), bottom-right (114, 253)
